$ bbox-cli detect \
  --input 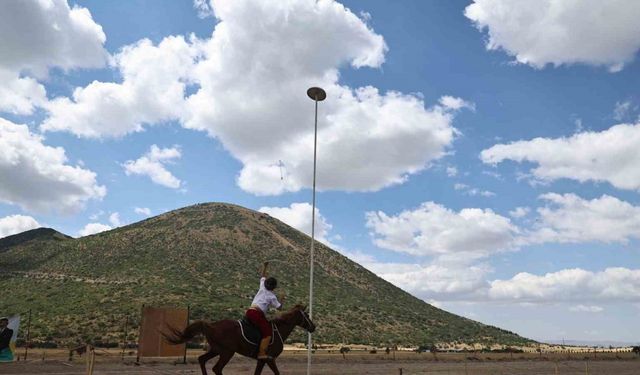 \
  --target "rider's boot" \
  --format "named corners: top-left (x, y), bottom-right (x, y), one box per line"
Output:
top-left (257, 337), bottom-right (272, 360)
